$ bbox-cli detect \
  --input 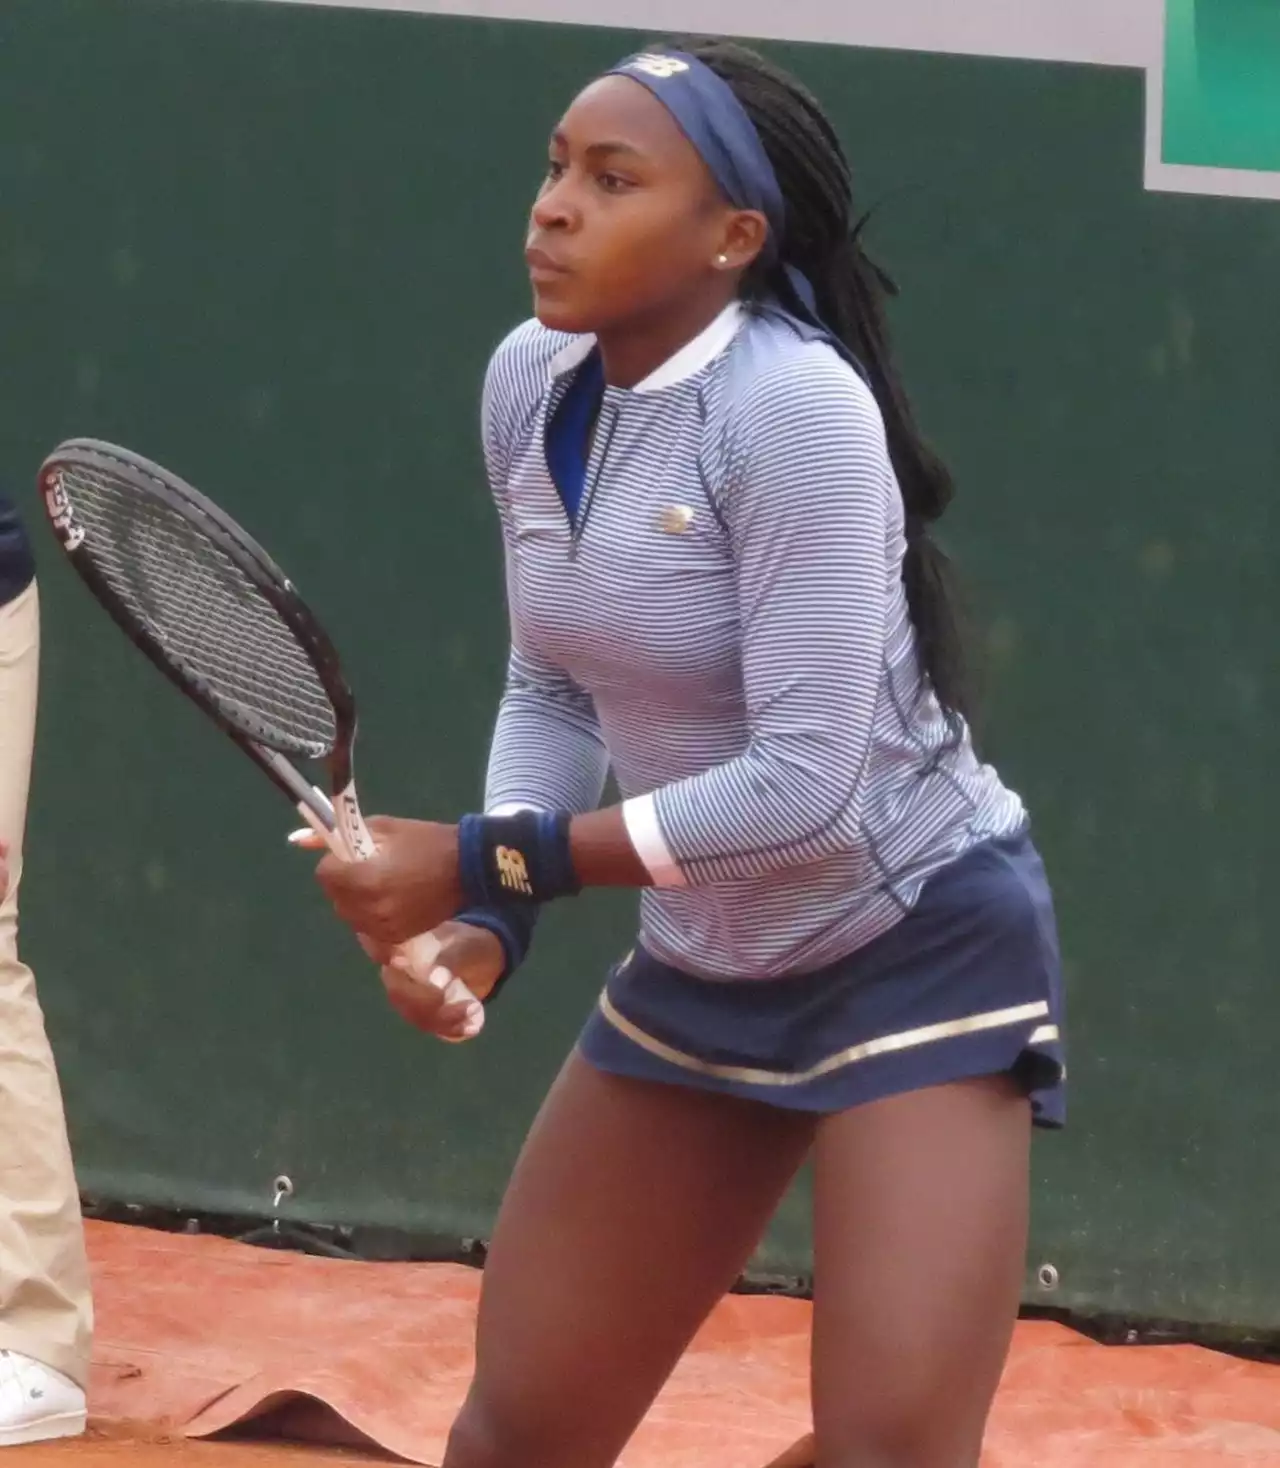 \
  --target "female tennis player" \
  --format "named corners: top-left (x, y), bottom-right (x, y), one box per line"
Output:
top-left (311, 36), bottom-right (1066, 1468)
